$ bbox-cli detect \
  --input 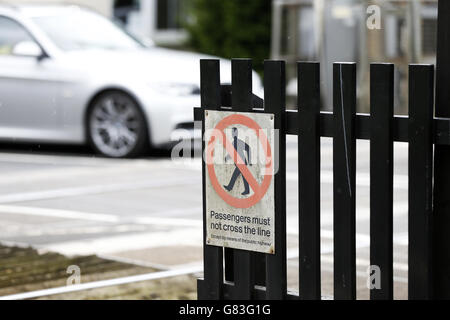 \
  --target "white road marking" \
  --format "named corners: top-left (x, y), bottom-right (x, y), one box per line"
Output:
top-left (98, 254), bottom-right (181, 271)
top-left (392, 232), bottom-right (409, 246)
top-left (0, 205), bottom-right (120, 222)
top-left (288, 243), bottom-right (409, 274)
top-left (0, 200), bottom-right (409, 249)
top-left (1, 224), bottom-right (149, 238)
top-left (320, 229), bottom-right (370, 246)
top-left (0, 152), bottom-right (139, 167)
top-left (134, 216), bottom-right (201, 227)
top-left (286, 171), bottom-right (408, 190)
top-left (0, 161), bottom-right (171, 185)
top-left (286, 203), bottom-right (409, 245)
top-left (0, 203), bottom-right (409, 250)
top-left (137, 207), bottom-right (203, 218)
top-left (0, 204), bottom-right (202, 226)
top-left (0, 265), bottom-right (203, 301)
top-left (170, 156), bottom-right (409, 189)
top-left (41, 228), bottom-right (203, 256)
top-left (0, 177), bottom-right (197, 204)
top-left (170, 159), bottom-right (202, 171)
